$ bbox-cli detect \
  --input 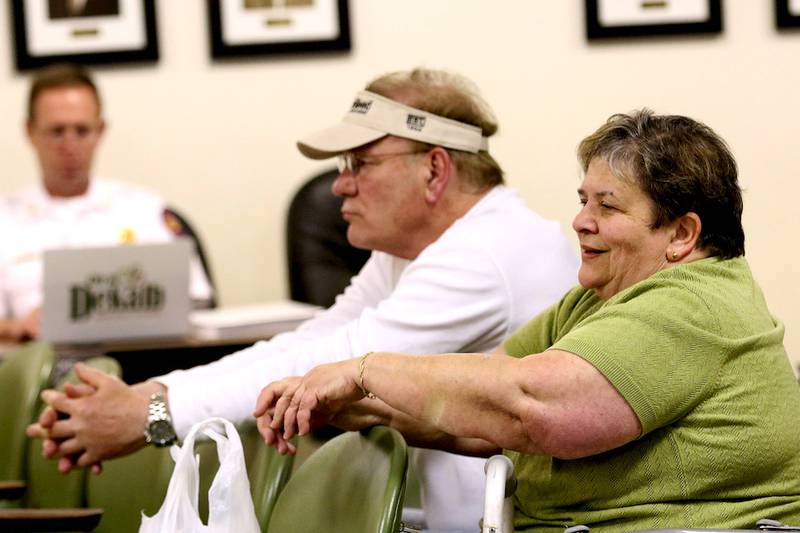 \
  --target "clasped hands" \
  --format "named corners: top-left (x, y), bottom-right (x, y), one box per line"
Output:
top-left (25, 363), bottom-right (153, 473)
